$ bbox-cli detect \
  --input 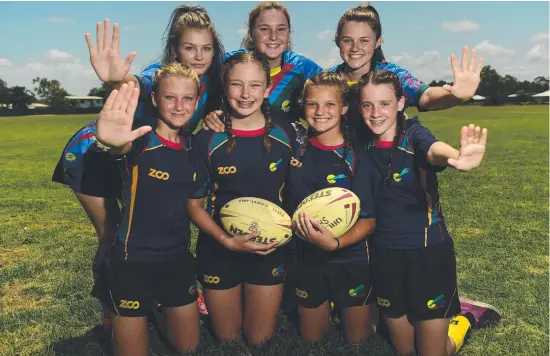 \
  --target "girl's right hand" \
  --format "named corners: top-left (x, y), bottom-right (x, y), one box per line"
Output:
top-left (222, 231), bottom-right (278, 255)
top-left (97, 81), bottom-right (151, 148)
top-left (201, 110), bottom-right (225, 132)
top-left (85, 18), bottom-right (136, 84)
